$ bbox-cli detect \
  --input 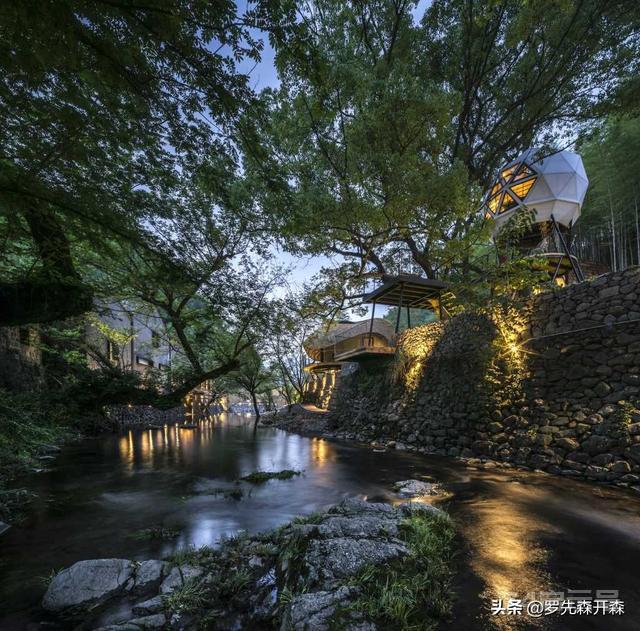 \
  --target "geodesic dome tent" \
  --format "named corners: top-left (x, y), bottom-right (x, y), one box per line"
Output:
top-left (482, 148), bottom-right (589, 239)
